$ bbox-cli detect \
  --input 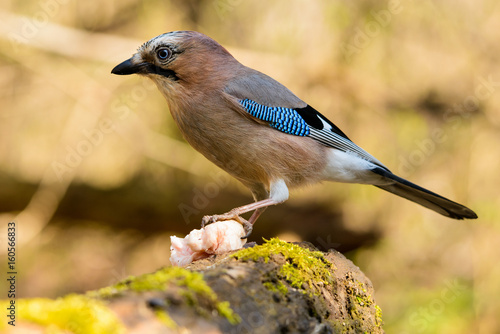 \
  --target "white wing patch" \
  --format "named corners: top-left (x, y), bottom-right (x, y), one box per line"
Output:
top-left (318, 115), bottom-right (333, 131)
